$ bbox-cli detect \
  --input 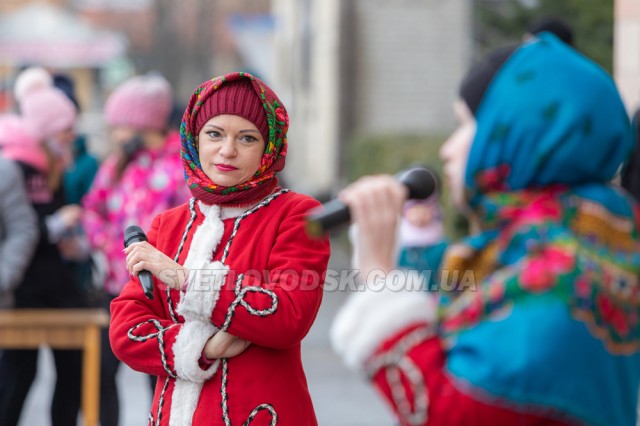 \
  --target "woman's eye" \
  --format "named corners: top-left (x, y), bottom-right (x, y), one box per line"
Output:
top-left (206, 130), bottom-right (222, 139)
top-left (240, 135), bottom-right (258, 143)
